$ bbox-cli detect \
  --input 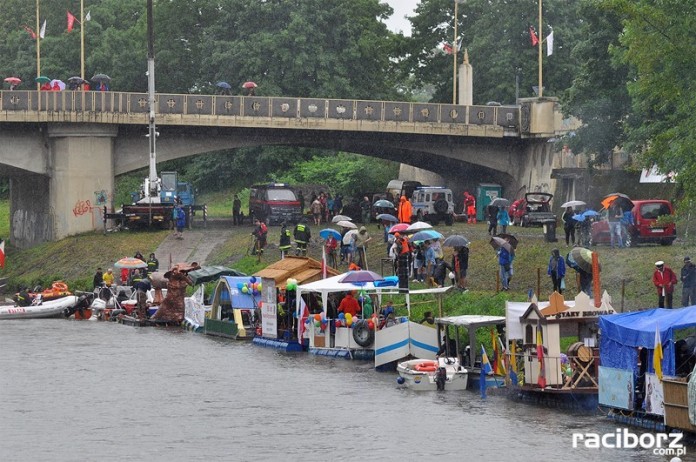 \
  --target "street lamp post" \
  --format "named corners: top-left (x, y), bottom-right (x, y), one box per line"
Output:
top-left (453, 0), bottom-right (467, 105)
